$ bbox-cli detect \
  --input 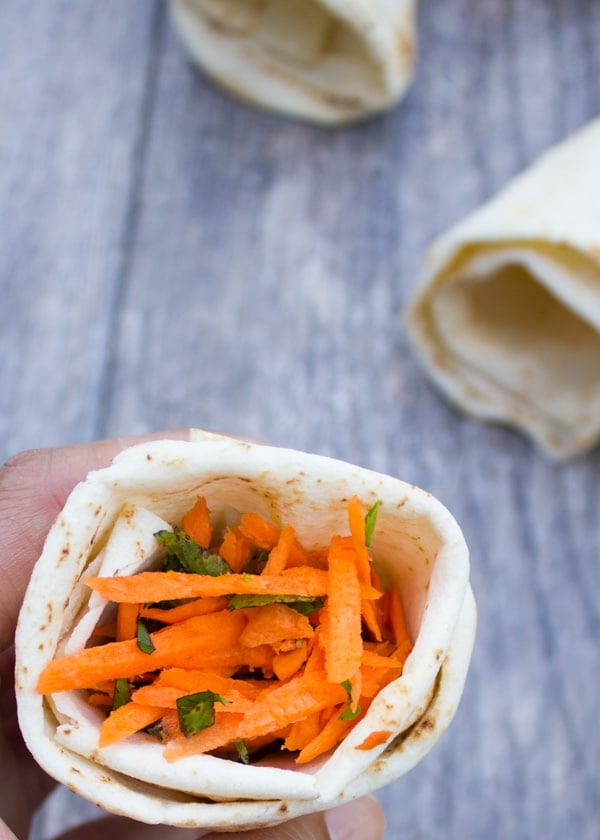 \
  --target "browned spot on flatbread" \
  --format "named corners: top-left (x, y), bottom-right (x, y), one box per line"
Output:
top-left (278, 803), bottom-right (288, 814)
